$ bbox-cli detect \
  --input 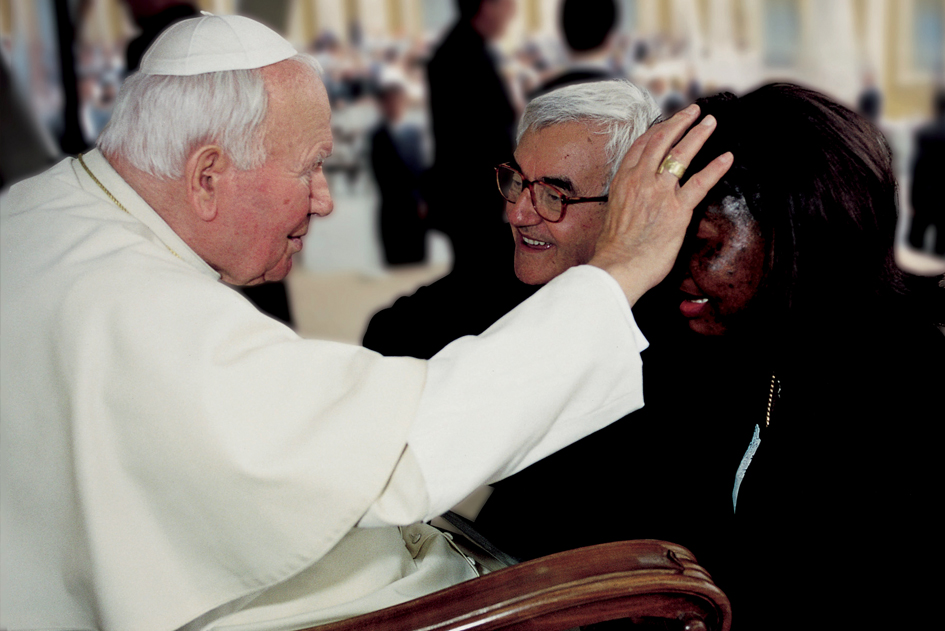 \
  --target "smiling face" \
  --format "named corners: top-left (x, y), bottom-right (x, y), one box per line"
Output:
top-left (213, 61), bottom-right (334, 286)
top-left (507, 121), bottom-right (610, 285)
top-left (678, 194), bottom-right (767, 336)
